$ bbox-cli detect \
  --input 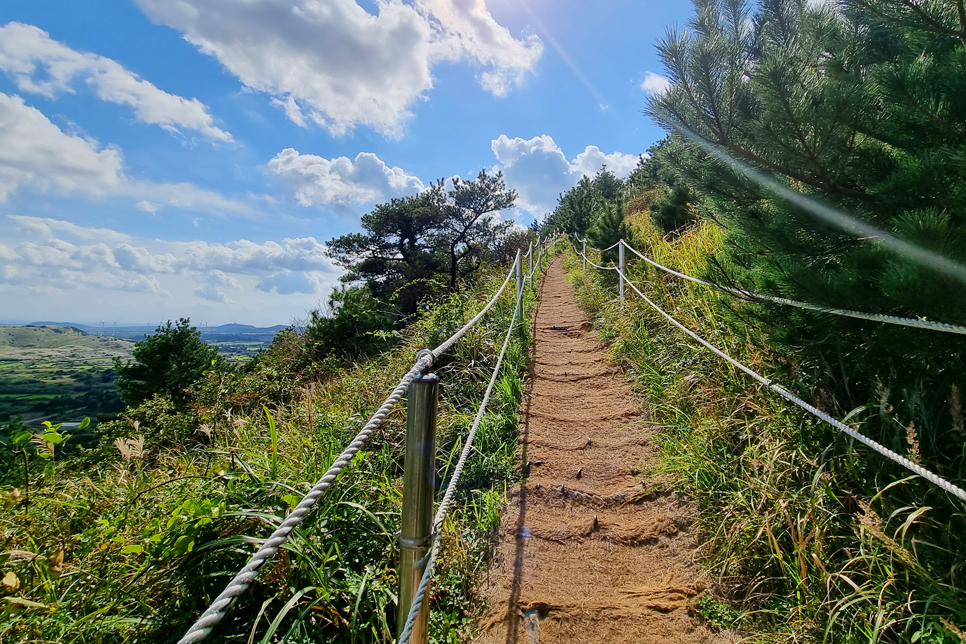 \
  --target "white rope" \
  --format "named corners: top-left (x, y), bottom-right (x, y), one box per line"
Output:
top-left (620, 241), bottom-right (966, 336)
top-left (177, 256), bottom-right (520, 644)
top-left (575, 236), bottom-right (617, 253)
top-left (398, 286), bottom-right (521, 644)
top-left (612, 271), bottom-right (966, 503)
top-left (432, 258), bottom-right (516, 360)
top-left (572, 243), bottom-right (618, 271)
top-left (175, 357), bottom-right (431, 644)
